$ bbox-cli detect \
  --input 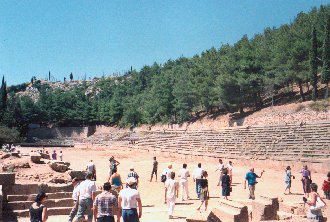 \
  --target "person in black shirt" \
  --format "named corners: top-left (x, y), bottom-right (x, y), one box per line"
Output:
top-left (196, 171), bottom-right (209, 211)
top-left (221, 168), bottom-right (231, 200)
top-left (29, 191), bottom-right (48, 222)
